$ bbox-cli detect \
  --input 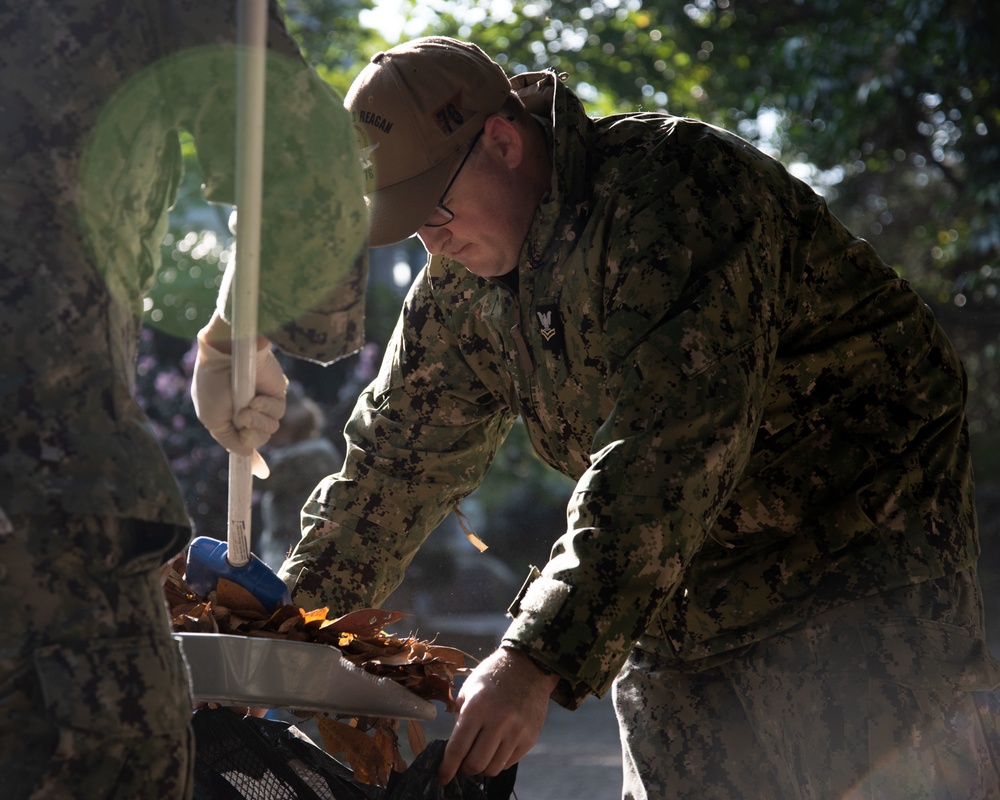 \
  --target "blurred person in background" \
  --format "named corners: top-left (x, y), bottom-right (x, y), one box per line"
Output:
top-left (258, 384), bottom-right (342, 572)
